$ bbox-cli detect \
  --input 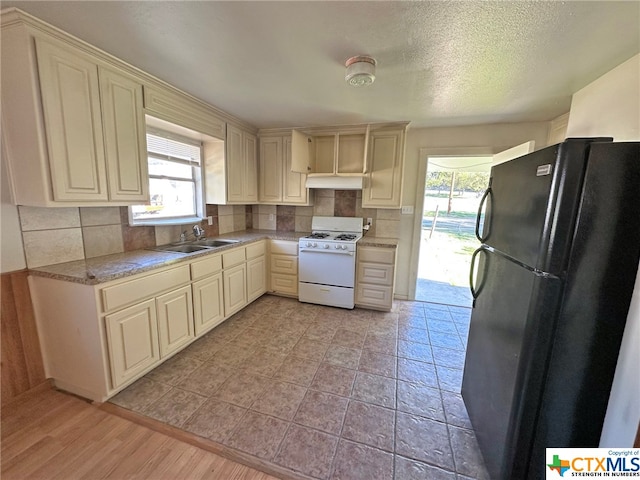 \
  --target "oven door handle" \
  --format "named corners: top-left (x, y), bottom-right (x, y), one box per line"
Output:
top-left (299, 249), bottom-right (354, 256)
